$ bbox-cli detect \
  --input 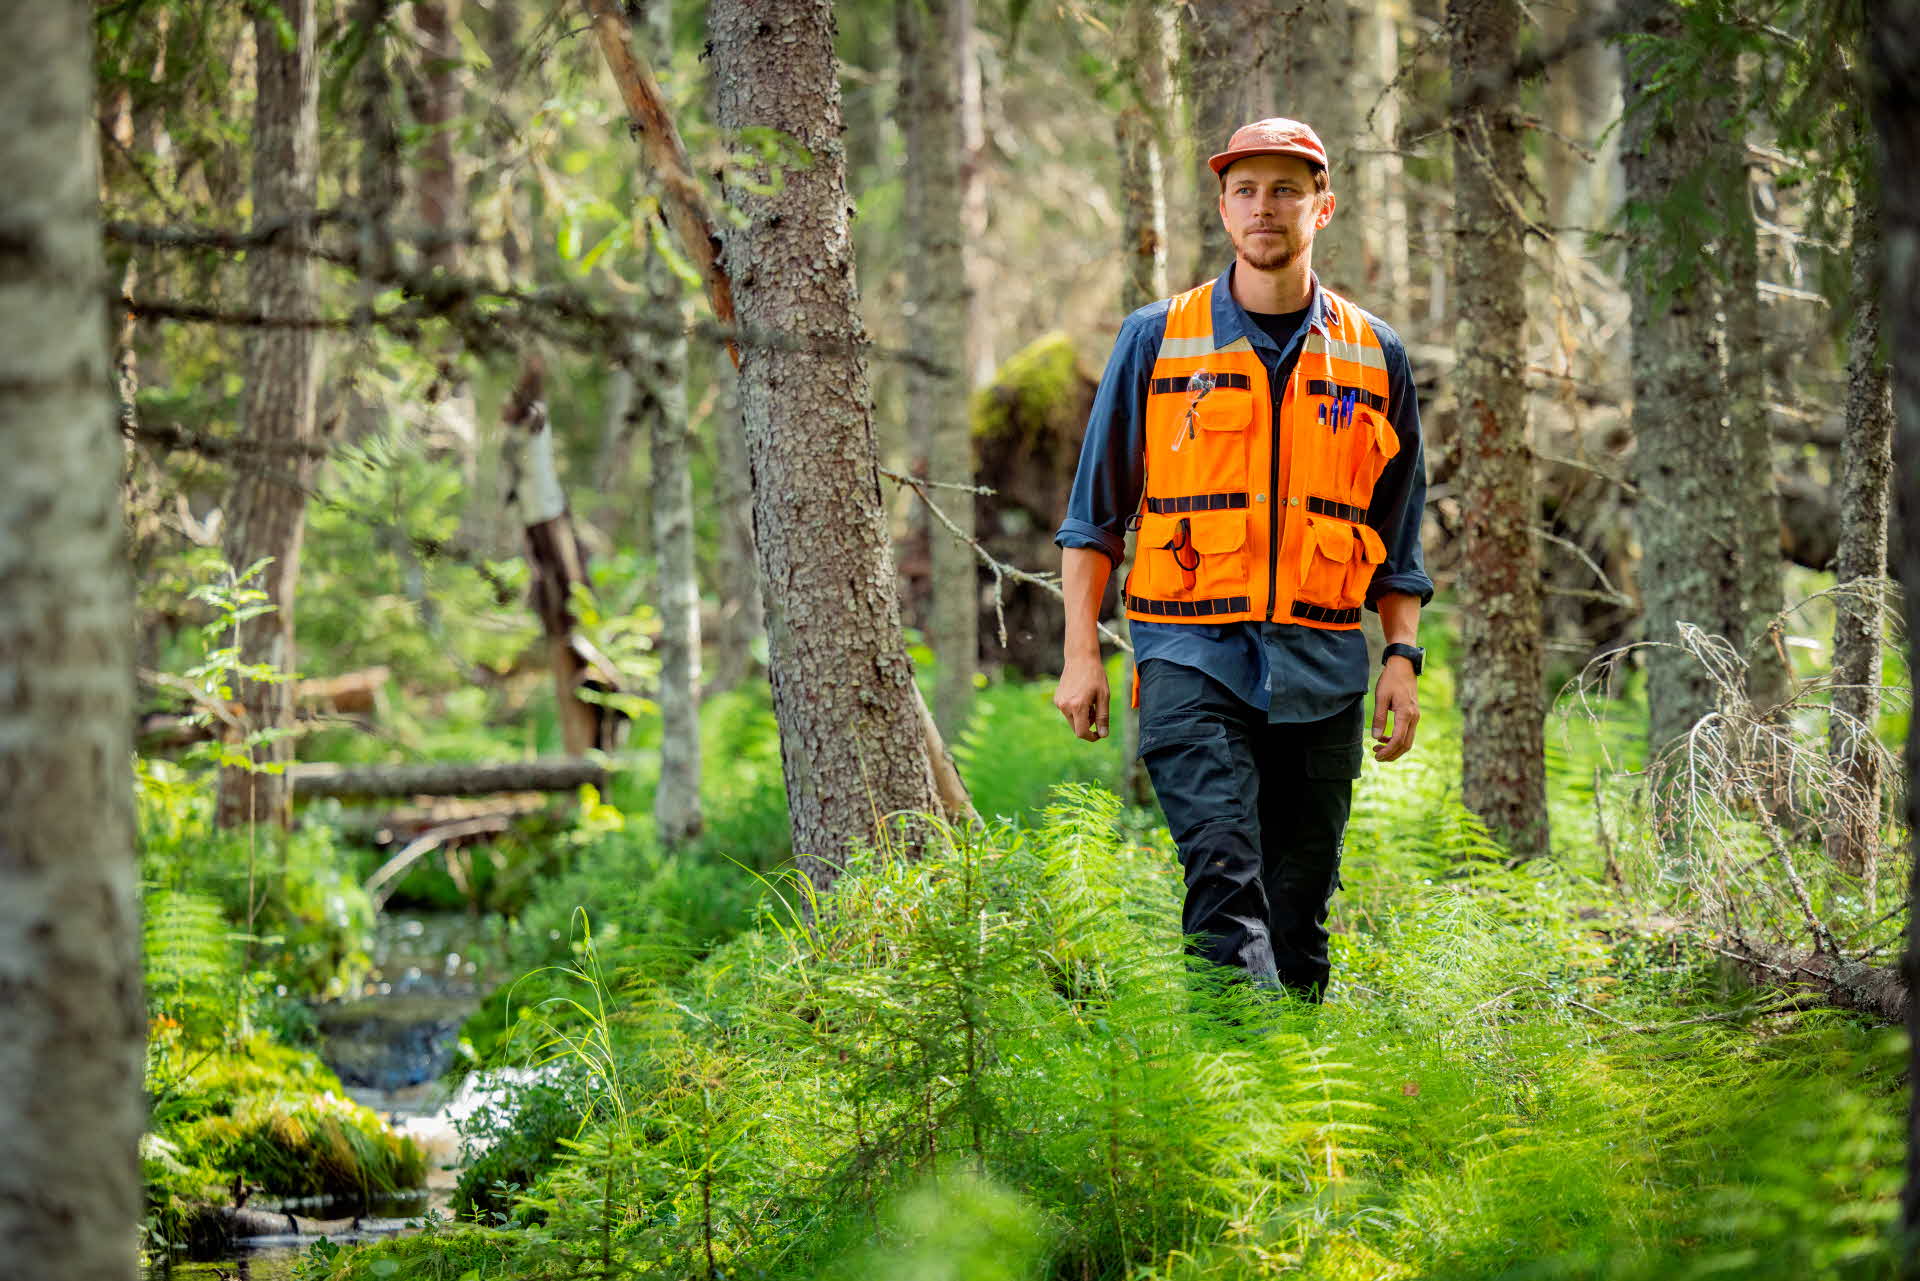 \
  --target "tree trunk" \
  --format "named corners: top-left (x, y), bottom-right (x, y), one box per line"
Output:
top-left (1618, 0), bottom-right (1745, 762)
top-left (1181, 0), bottom-right (1277, 280)
top-left (503, 362), bottom-right (619, 756)
top-left (1277, 1), bottom-right (1362, 293)
top-left (1116, 0), bottom-right (1170, 314)
top-left (1449, 0), bottom-right (1549, 861)
top-left (898, 0), bottom-right (978, 741)
top-left (1826, 187), bottom-right (1894, 873)
top-left (216, 0), bottom-right (321, 830)
top-left (708, 0), bottom-right (940, 889)
top-left (638, 0), bottom-right (702, 847)
top-left (708, 352), bottom-right (765, 695)
top-left (1861, 12), bottom-right (1920, 1253)
top-left (0, 5), bottom-right (142, 1277)
top-left (1351, 1), bottom-right (1411, 301)
top-left (411, 0), bottom-right (463, 272)
top-left (1116, 0), bottom-right (1170, 804)
top-left (1721, 129), bottom-right (1786, 712)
